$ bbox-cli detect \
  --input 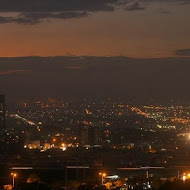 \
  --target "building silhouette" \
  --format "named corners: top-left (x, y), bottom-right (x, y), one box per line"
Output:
top-left (81, 126), bottom-right (101, 146)
top-left (0, 95), bottom-right (5, 131)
